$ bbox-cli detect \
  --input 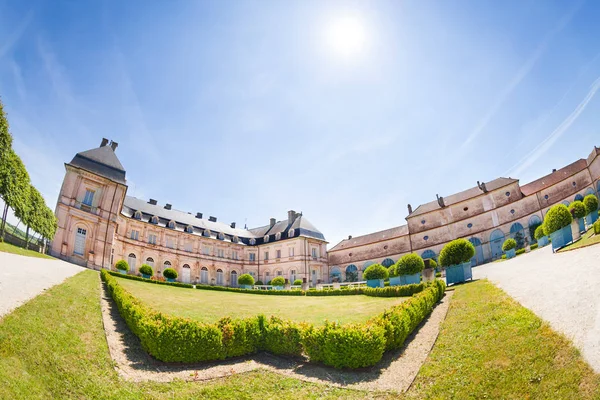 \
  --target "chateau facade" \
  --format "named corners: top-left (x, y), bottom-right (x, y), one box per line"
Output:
top-left (51, 139), bottom-right (328, 286)
top-left (328, 146), bottom-right (600, 282)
